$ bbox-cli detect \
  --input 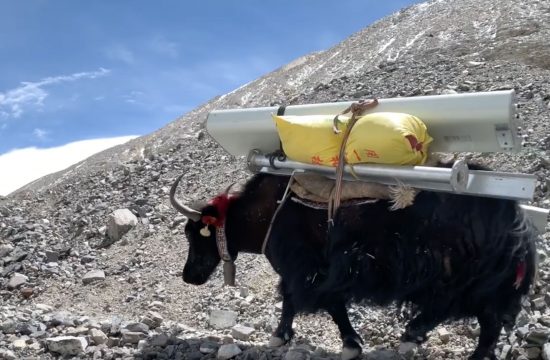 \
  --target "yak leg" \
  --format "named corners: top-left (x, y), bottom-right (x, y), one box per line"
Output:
top-left (401, 310), bottom-right (446, 344)
top-left (399, 310), bottom-right (447, 358)
top-left (469, 312), bottom-right (501, 360)
top-left (326, 302), bottom-right (363, 360)
top-left (269, 282), bottom-right (296, 347)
